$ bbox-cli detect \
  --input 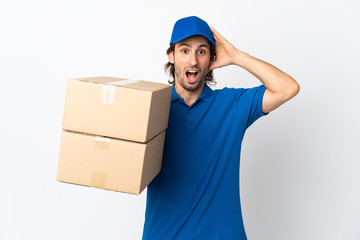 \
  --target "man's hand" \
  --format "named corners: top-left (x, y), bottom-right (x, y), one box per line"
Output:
top-left (208, 26), bottom-right (300, 114)
top-left (209, 27), bottom-right (239, 71)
